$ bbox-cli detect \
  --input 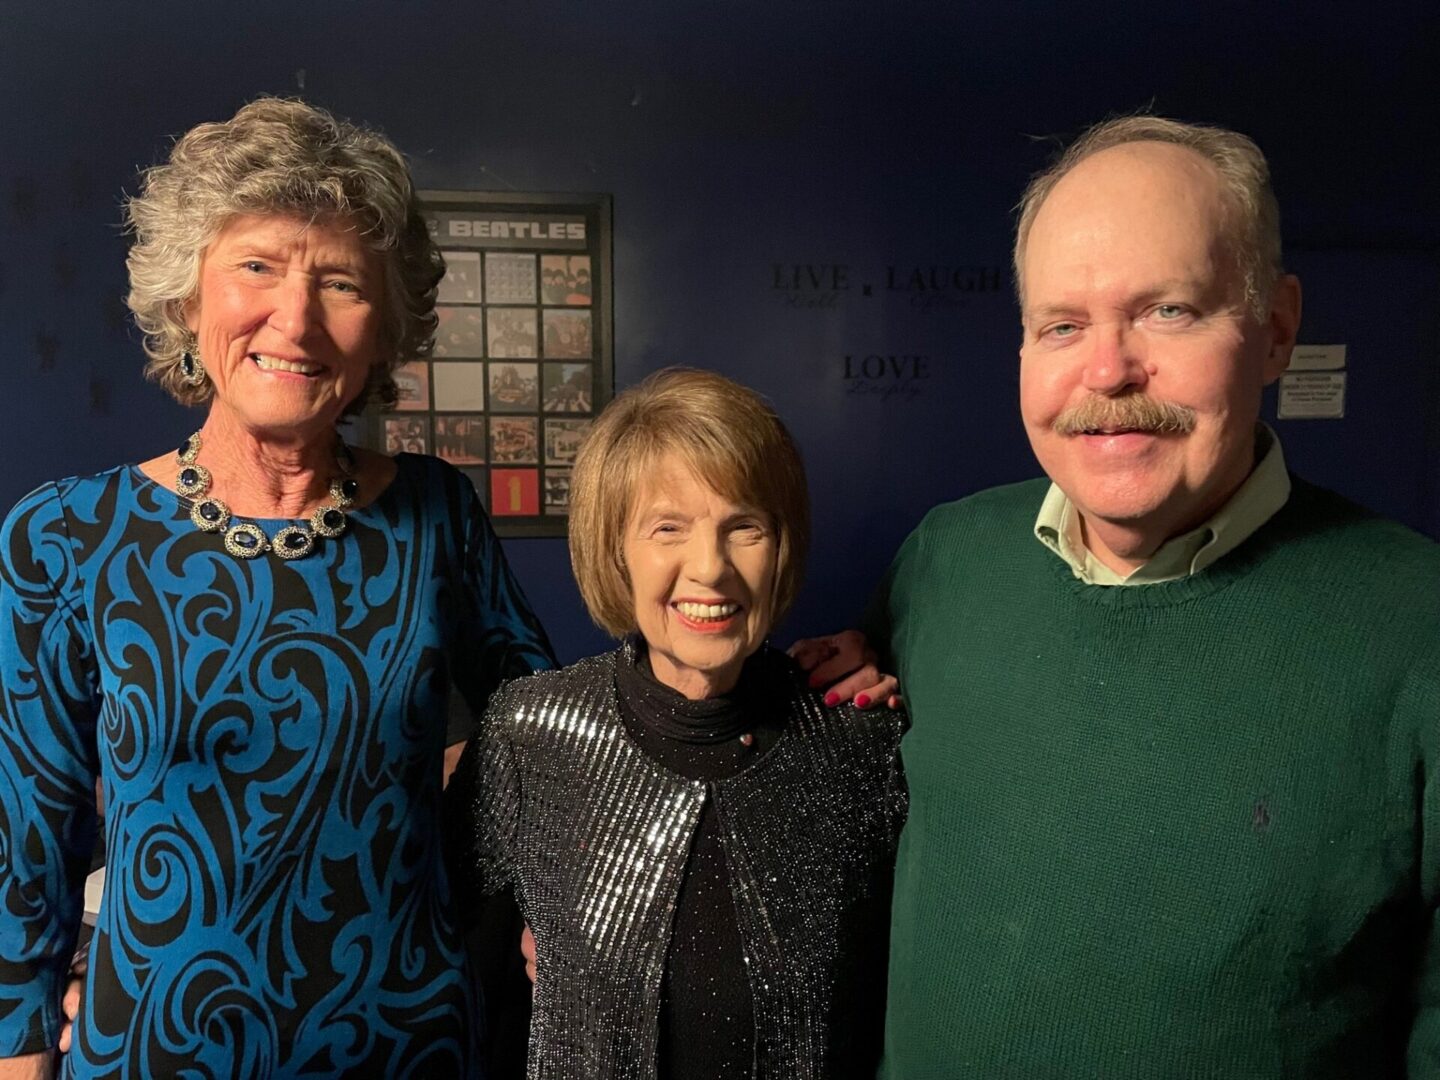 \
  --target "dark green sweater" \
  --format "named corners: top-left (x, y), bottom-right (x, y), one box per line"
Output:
top-left (871, 477), bottom-right (1440, 1079)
